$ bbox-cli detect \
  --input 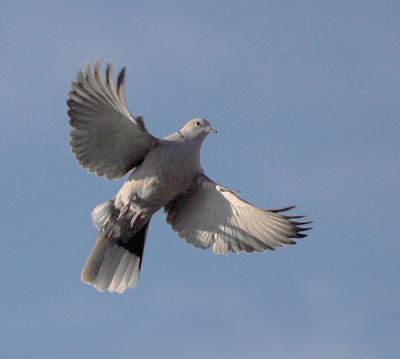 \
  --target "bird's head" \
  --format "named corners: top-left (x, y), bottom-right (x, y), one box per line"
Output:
top-left (179, 118), bottom-right (217, 141)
